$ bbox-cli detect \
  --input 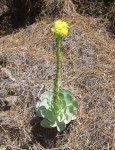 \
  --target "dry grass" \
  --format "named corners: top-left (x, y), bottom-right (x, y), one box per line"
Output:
top-left (0, 1), bottom-right (115, 150)
top-left (43, 0), bottom-right (76, 17)
top-left (72, 0), bottom-right (115, 34)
